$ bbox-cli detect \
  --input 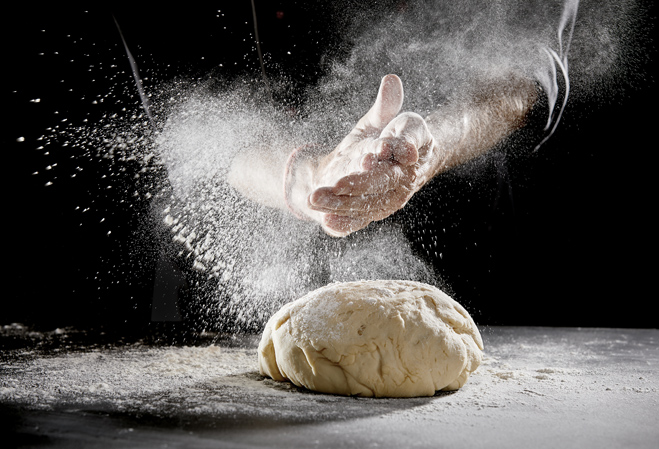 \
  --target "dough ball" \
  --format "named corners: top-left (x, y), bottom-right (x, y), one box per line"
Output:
top-left (258, 280), bottom-right (483, 397)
